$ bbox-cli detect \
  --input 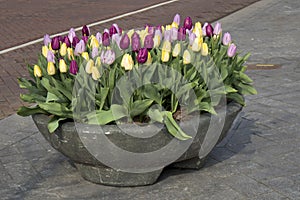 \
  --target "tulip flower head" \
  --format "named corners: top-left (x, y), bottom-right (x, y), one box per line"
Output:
top-left (92, 47), bottom-right (99, 59)
top-left (63, 36), bottom-right (71, 47)
top-left (191, 37), bottom-right (203, 52)
top-left (172, 43), bottom-right (181, 57)
top-left (47, 50), bottom-right (55, 63)
top-left (201, 42), bottom-right (208, 56)
top-left (193, 22), bottom-right (203, 37)
top-left (102, 32), bottom-right (110, 47)
top-left (95, 32), bottom-right (102, 44)
top-left (164, 30), bottom-right (171, 42)
top-left (60, 43), bottom-right (67, 56)
top-left (109, 25), bottom-right (118, 37)
top-left (121, 54), bottom-right (134, 70)
top-left (42, 45), bottom-right (49, 58)
top-left (82, 25), bottom-right (90, 36)
top-left (171, 27), bottom-right (178, 41)
top-left (43, 34), bottom-right (51, 46)
top-left (120, 34), bottom-right (130, 50)
top-left (213, 22), bottom-right (222, 35)
top-left (47, 62), bottom-right (56, 75)
top-left (101, 50), bottom-right (116, 65)
top-left (227, 43), bottom-right (237, 57)
top-left (59, 59), bottom-right (67, 73)
top-left (85, 59), bottom-right (95, 74)
top-left (68, 28), bottom-right (76, 43)
top-left (137, 48), bottom-right (148, 64)
top-left (51, 36), bottom-right (60, 51)
top-left (74, 40), bottom-right (86, 55)
top-left (173, 14), bottom-right (180, 26)
top-left (34, 65), bottom-right (42, 77)
top-left (82, 52), bottom-right (89, 60)
top-left (153, 34), bottom-right (161, 48)
top-left (205, 24), bottom-right (214, 38)
top-left (131, 32), bottom-right (141, 52)
top-left (67, 47), bottom-right (74, 60)
top-left (72, 36), bottom-right (80, 47)
top-left (183, 50), bottom-right (191, 64)
top-left (70, 60), bottom-right (78, 75)
top-left (178, 27), bottom-right (186, 41)
top-left (188, 32), bottom-right (196, 46)
top-left (82, 36), bottom-right (89, 44)
top-left (91, 67), bottom-right (100, 80)
top-left (144, 34), bottom-right (154, 50)
top-left (145, 52), bottom-right (152, 65)
top-left (161, 50), bottom-right (170, 63)
top-left (183, 16), bottom-right (193, 30)
top-left (202, 23), bottom-right (208, 36)
top-left (222, 32), bottom-right (232, 46)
